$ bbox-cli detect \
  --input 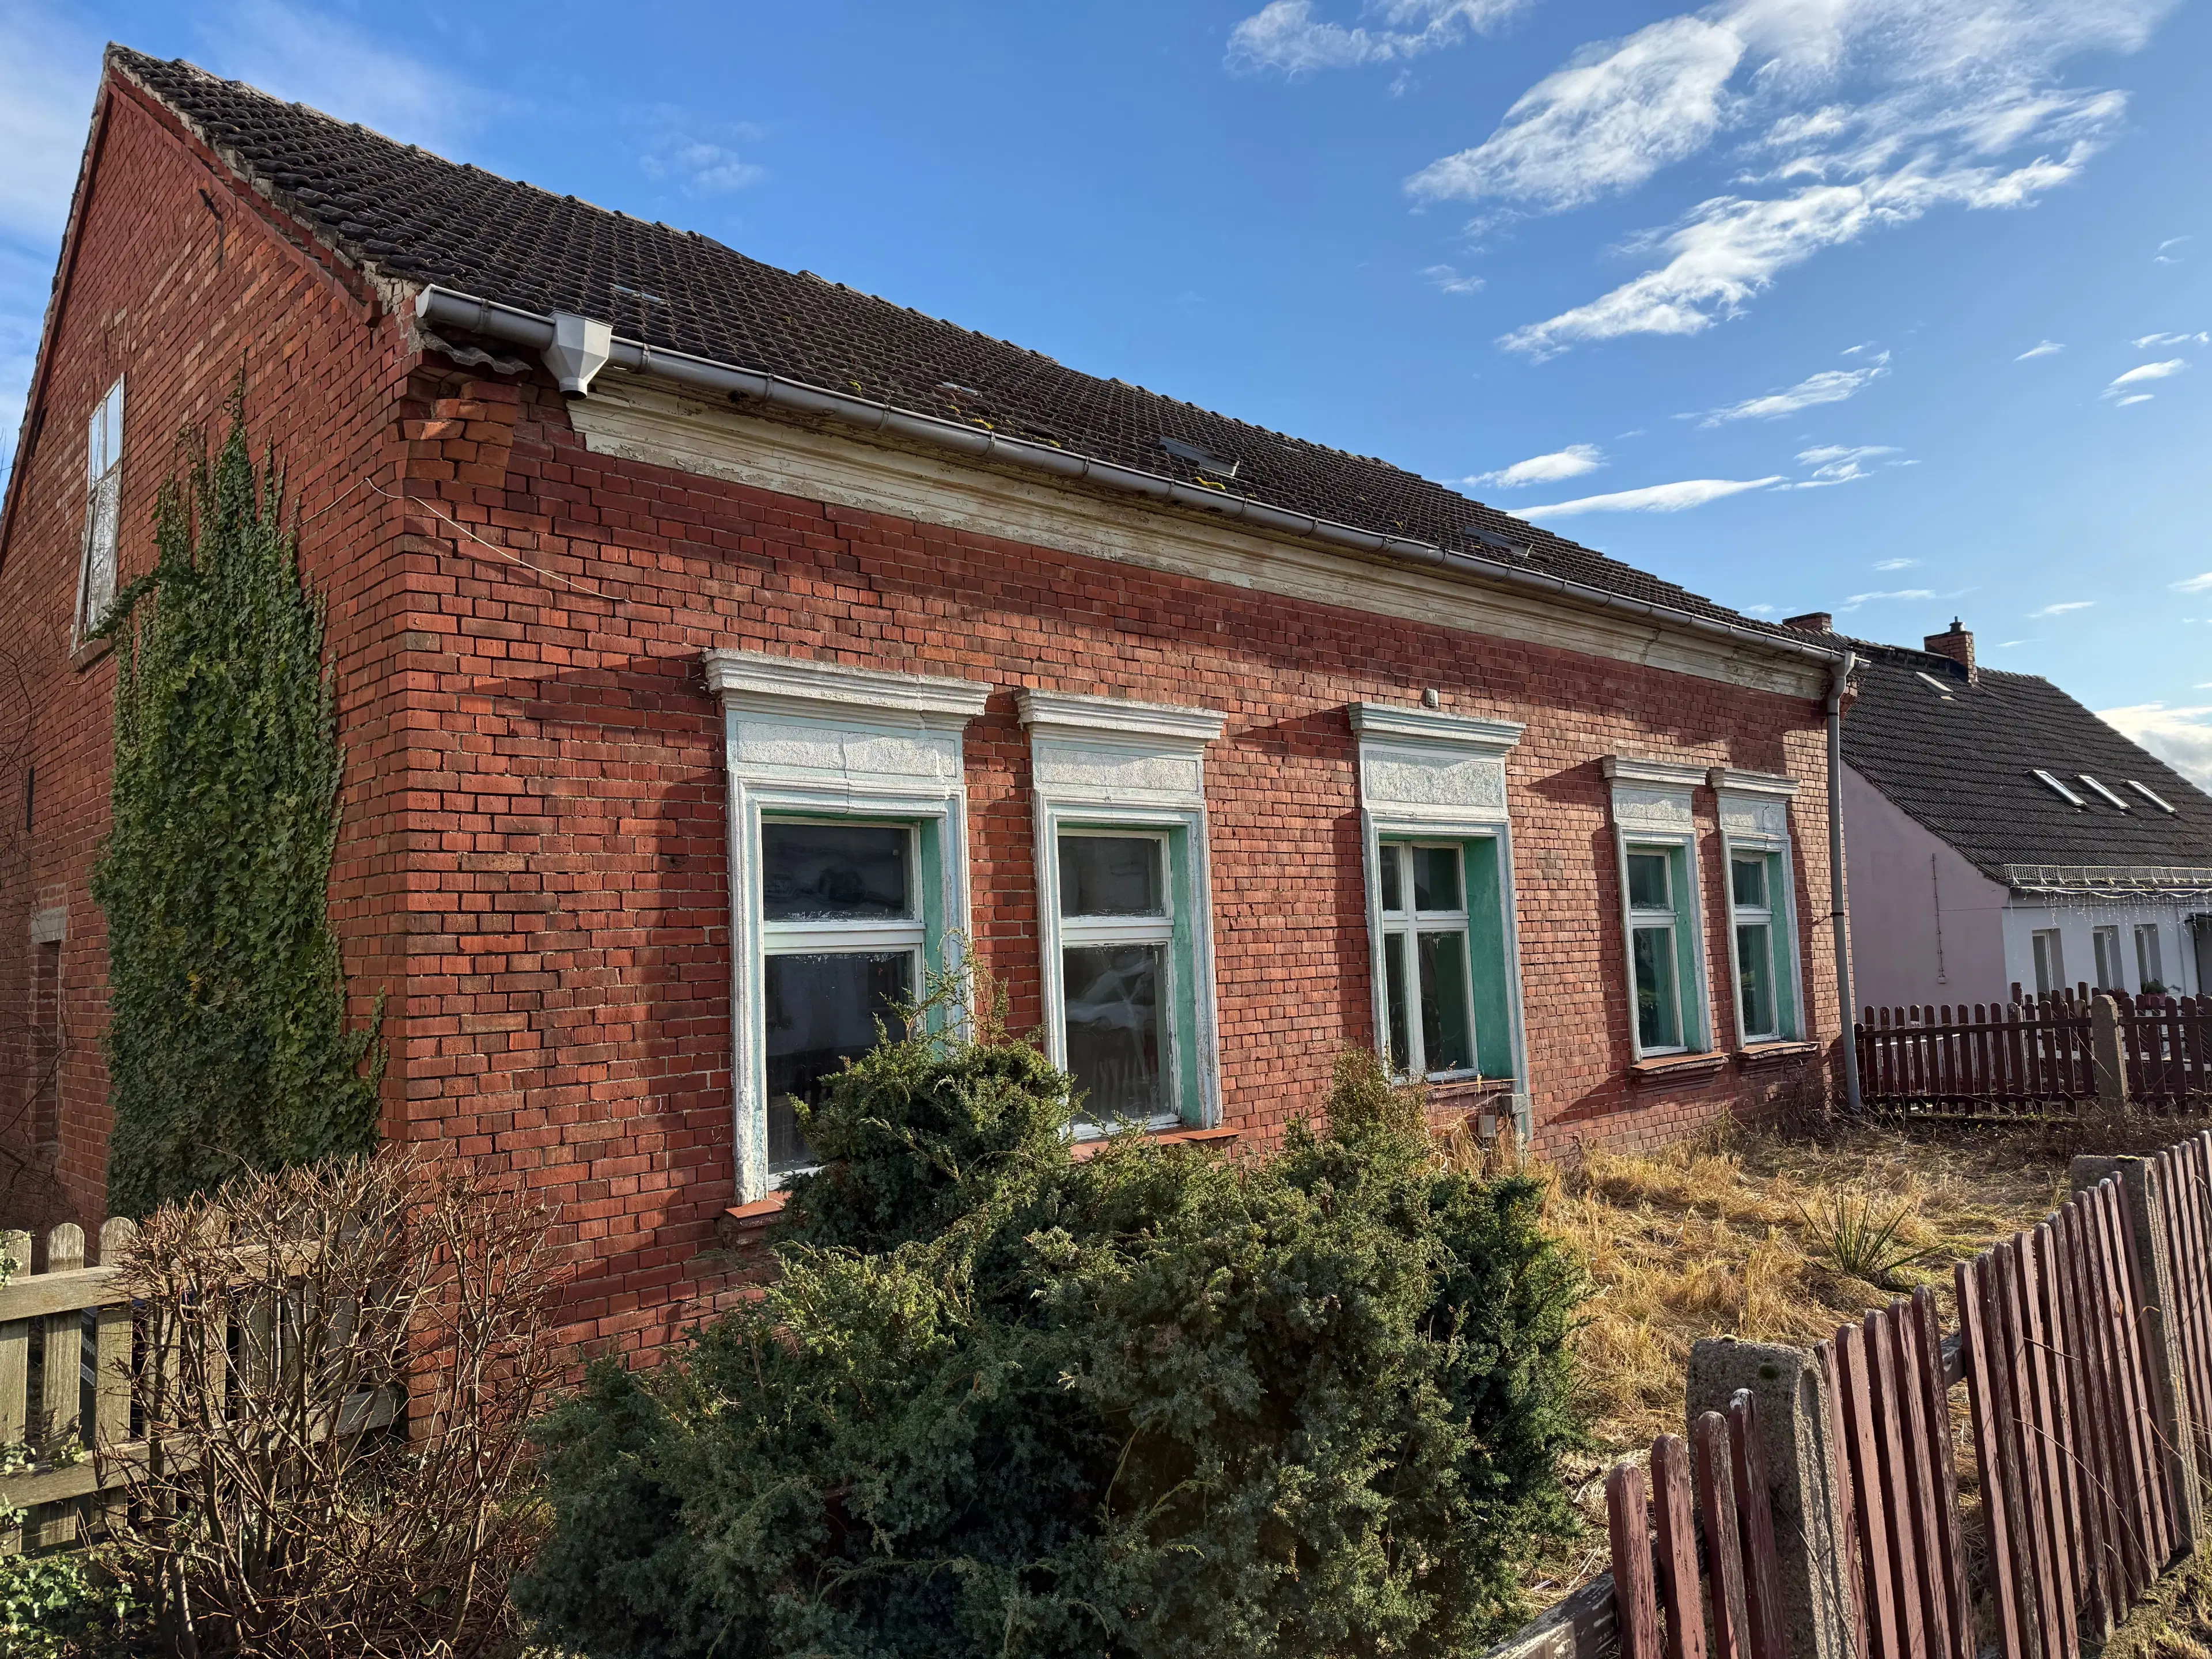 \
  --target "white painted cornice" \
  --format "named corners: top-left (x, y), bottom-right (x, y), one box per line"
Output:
top-left (577, 382), bottom-right (1831, 701)
top-left (1350, 702), bottom-right (1524, 755)
top-left (1603, 756), bottom-right (1710, 790)
top-left (702, 647), bottom-right (991, 726)
top-left (1016, 689), bottom-right (1224, 749)
top-left (1707, 767), bottom-right (1800, 798)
